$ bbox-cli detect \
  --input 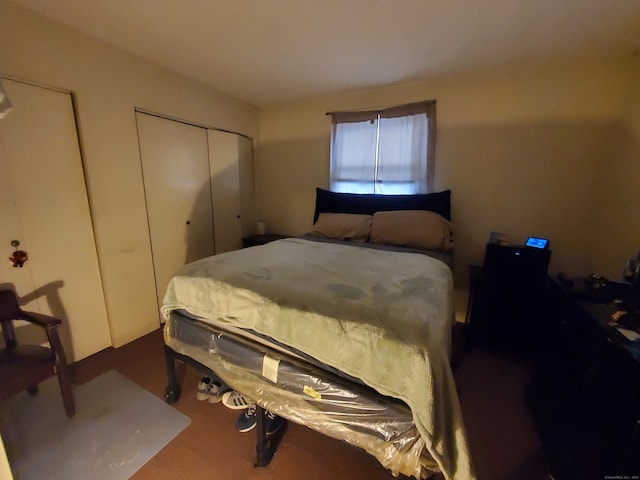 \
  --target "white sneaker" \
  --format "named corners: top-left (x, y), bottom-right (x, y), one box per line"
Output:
top-left (222, 390), bottom-right (254, 410)
top-left (196, 376), bottom-right (213, 401)
top-left (207, 380), bottom-right (226, 404)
